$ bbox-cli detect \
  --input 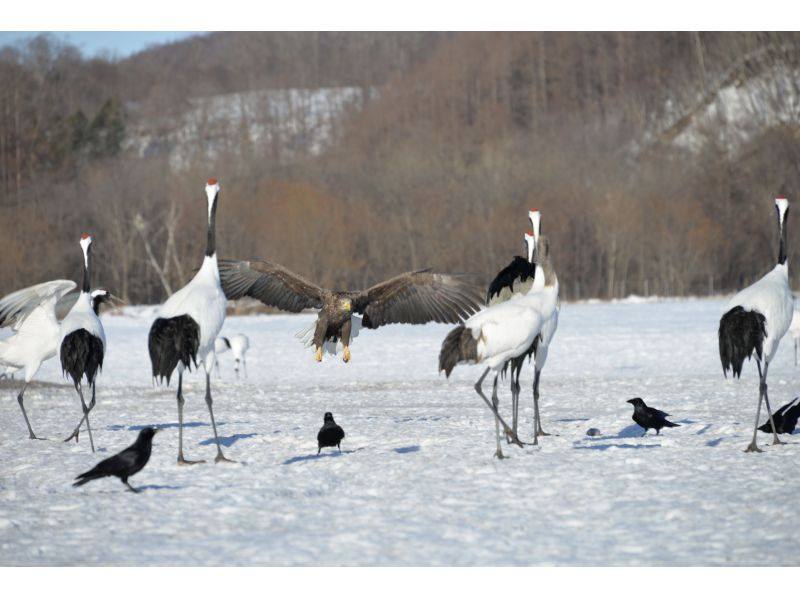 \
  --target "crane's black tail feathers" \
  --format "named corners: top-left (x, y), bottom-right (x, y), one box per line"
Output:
top-left (718, 306), bottom-right (766, 378)
top-left (60, 330), bottom-right (104, 385)
top-left (148, 315), bottom-right (200, 385)
top-left (439, 325), bottom-right (478, 377)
